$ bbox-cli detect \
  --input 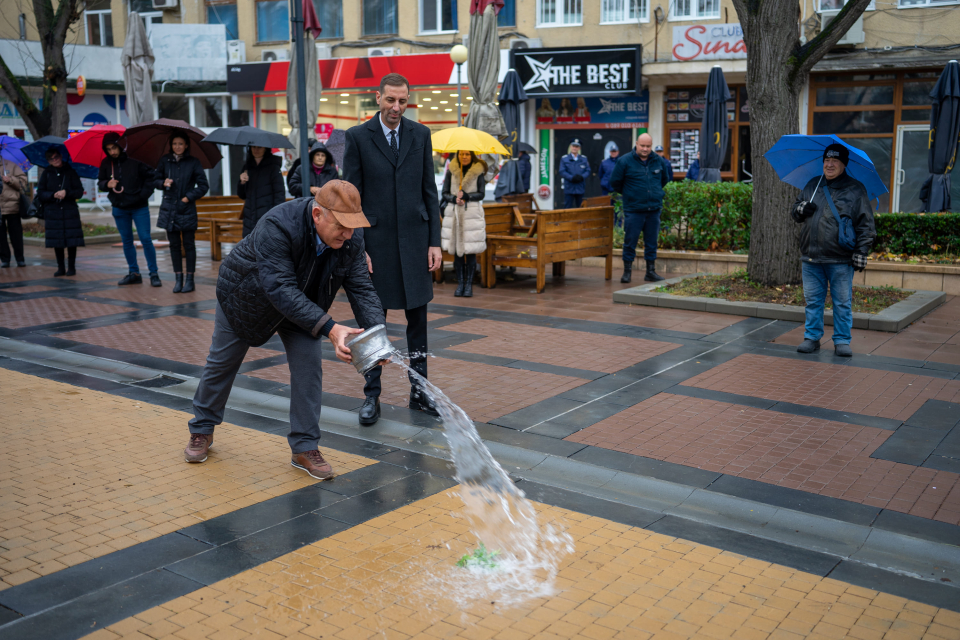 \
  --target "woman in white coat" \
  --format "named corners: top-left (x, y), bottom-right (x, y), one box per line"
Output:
top-left (440, 150), bottom-right (487, 297)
